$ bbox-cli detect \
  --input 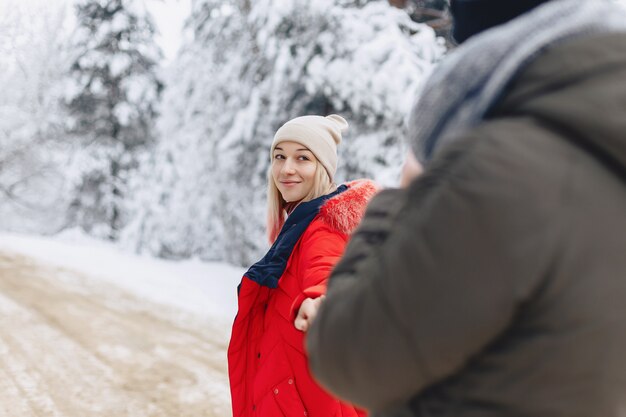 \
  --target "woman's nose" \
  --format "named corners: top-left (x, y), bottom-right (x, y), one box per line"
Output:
top-left (281, 159), bottom-right (296, 174)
